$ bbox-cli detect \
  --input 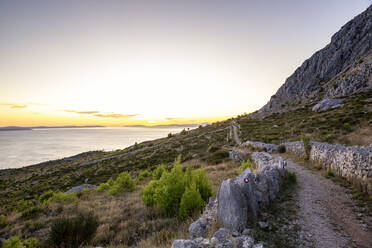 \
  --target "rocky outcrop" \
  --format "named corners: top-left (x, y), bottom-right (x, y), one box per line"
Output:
top-left (242, 141), bottom-right (278, 153)
top-left (311, 98), bottom-right (344, 112)
top-left (217, 152), bottom-right (286, 232)
top-left (259, 5), bottom-right (372, 114)
top-left (189, 197), bottom-right (217, 239)
top-left (172, 228), bottom-right (264, 248)
top-left (65, 184), bottom-right (97, 194)
top-left (282, 141), bottom-right (372, 194)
